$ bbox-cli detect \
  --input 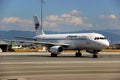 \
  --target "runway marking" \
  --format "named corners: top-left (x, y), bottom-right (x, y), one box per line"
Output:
top-left (0, 52), bottom-right (120, 56)
top-left (0, 61), bottom-right (120, 64)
